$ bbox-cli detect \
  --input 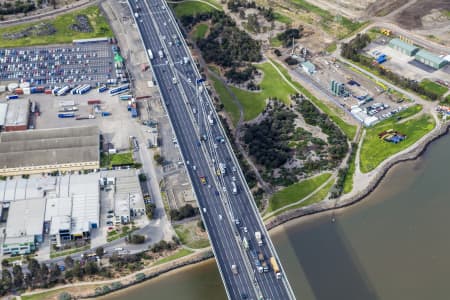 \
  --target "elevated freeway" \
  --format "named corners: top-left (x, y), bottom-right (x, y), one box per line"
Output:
top-left (128, 0), bottom-right (296, 299)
